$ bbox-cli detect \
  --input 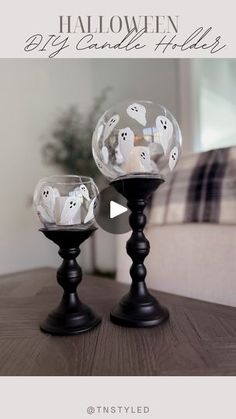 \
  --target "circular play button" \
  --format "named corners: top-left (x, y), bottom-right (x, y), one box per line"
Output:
top-left (95, 185), bottom-right (131, 234)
